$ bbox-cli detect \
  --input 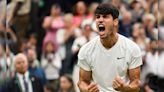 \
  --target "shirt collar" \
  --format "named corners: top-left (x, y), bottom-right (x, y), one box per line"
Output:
top-left (17, 71), bottom-right (29, 80)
